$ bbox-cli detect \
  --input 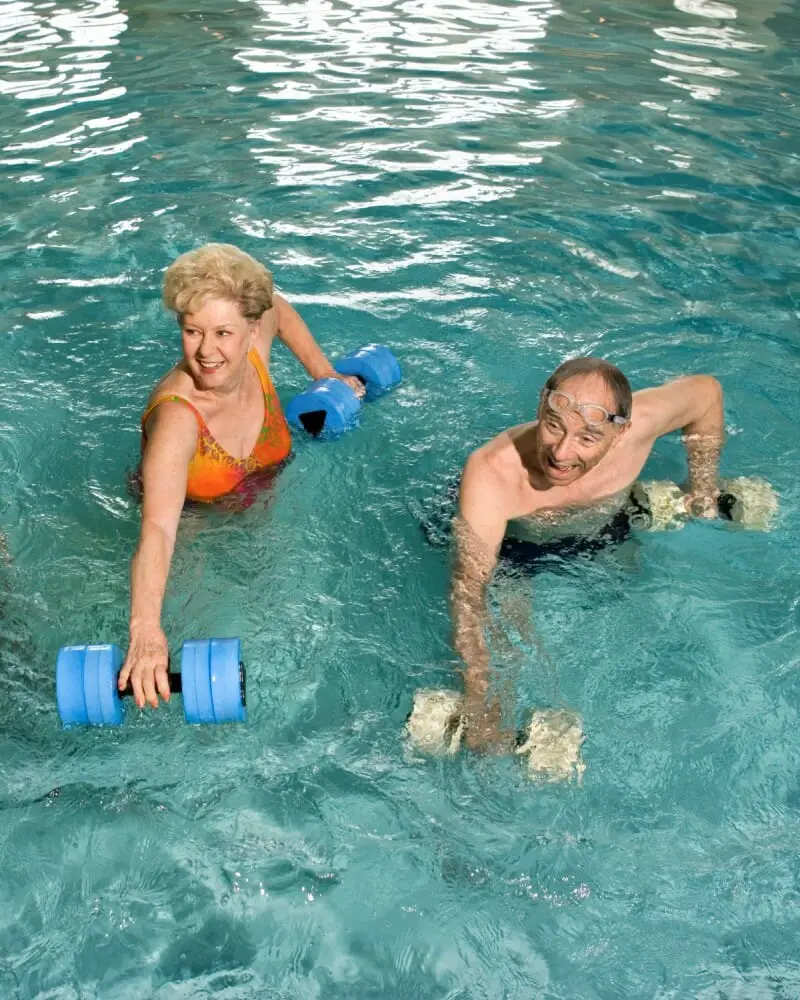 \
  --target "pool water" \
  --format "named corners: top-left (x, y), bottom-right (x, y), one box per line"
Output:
top-left (1, 0), bottom-right (799, 996)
